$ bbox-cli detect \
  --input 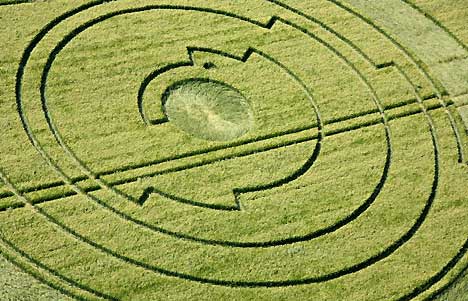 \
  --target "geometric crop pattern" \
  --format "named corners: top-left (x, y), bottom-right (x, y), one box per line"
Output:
top-left (0, 0), bottom-right (467, 300)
